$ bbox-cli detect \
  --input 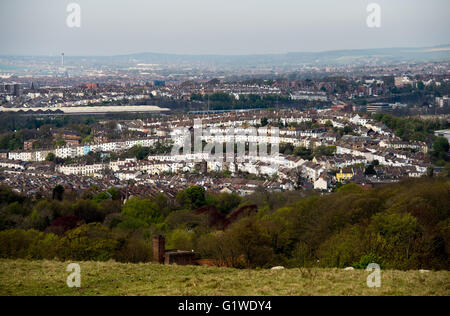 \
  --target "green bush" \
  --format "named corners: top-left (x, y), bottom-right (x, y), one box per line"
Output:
top-left (0, 229), bottom-right (59, 259)
top-left (114, 238), bottom-right (152, 263)
top-left (166, 229), bottom-right (194, 251)
top-left (56, 223), bottom-right (119, 261)
top-left (352, 254), bottom-right (383, 269)
top-left (119, 198), bottom-right (163, 230)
